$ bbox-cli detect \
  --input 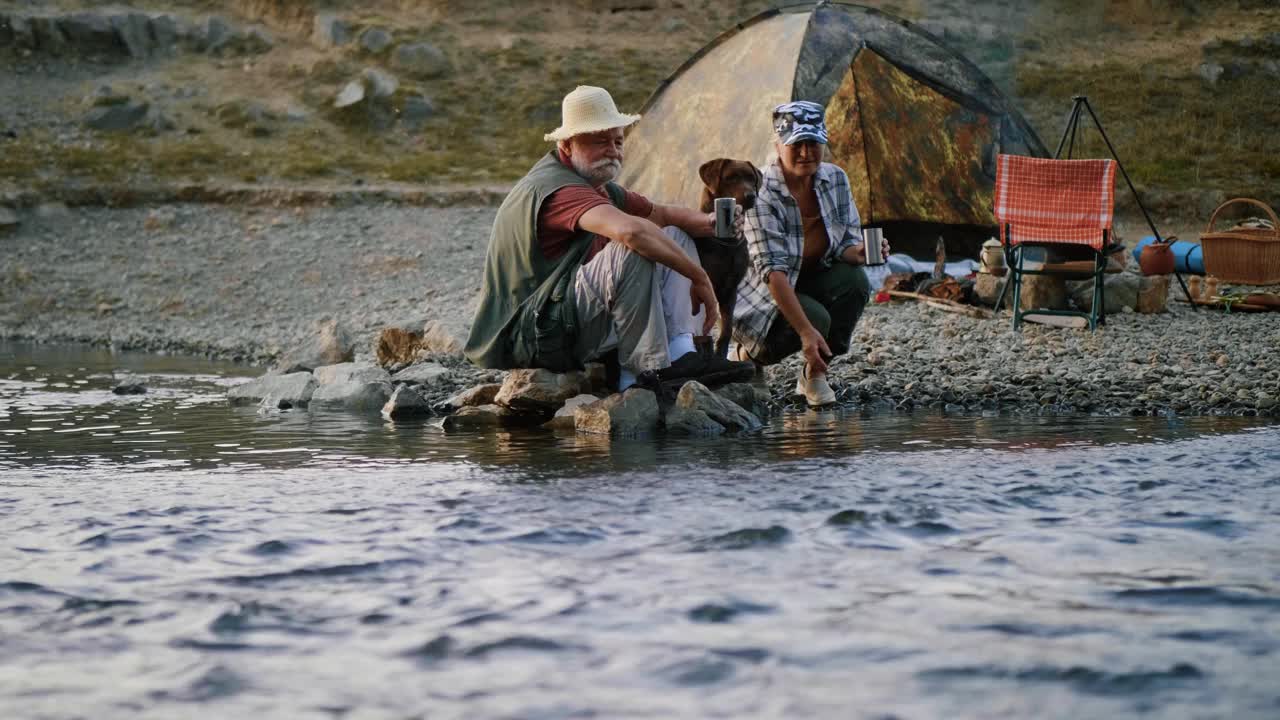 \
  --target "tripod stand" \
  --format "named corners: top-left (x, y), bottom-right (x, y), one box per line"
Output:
top-left (1057, 95), bottom-right (1197, 308)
